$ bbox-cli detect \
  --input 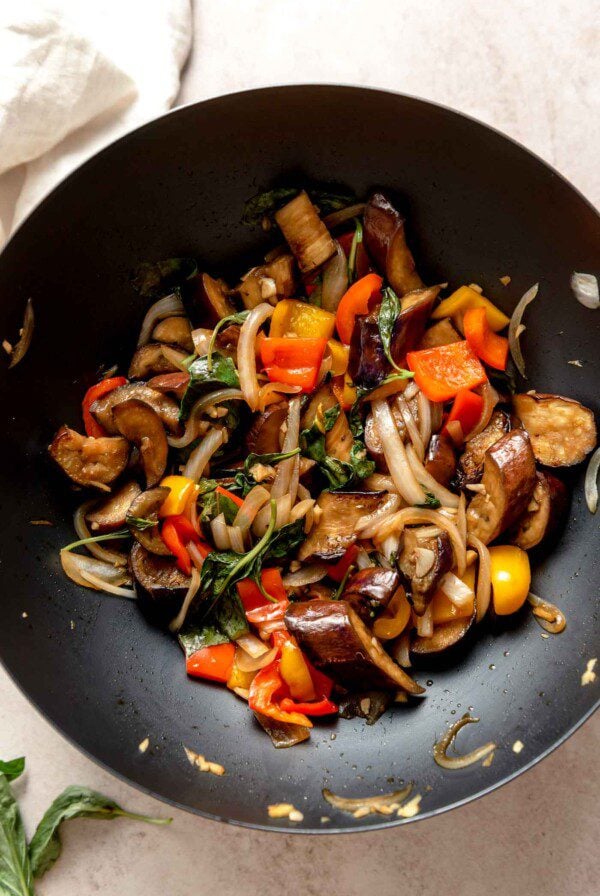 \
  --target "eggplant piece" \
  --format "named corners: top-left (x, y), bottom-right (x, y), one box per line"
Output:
top-left (300, 384), bottom-right (337, 429)
top-left (245, 401), bottom-right (287, 454)
top-left (410, 614), bottom-right (475, 658)
top-left (342, 568), bottom-right (399, 623)
top-left (126, 486), bottom-right (171, 555)
top-left (182, 272), bottom-right (237, 328)
top-left (512, 392), bottom-right (597, 467)
top-left (151, 316), bottom-right (193, 351)
top-left (90, 383), bottom-right (181, 435)
top-left (325, 407), bottom-right (353, 463)
top-left (338, 690), bottom-right (393, 725)
top-left (509, 471), bottom-right (568, 550)
top-left (253, 712), bottom-right (311, 748)
top-left (128, 343), bottom-right (188, 380)
top-left (425, 433), bottom-right (457, 487)
top-left (49, 426), bottom-right (129, 490)
top-left (363, 192), bottom-right (422, 296)
top-left (285, 599), bottom-right (425, 694)
top-left (456, 409), bottom-right (511, 486)
top-left (237, 254), bottom-right (297, 309)
top-left (113, 399), bottom-right (168, 487)
top-left (349, 312), bottom-right (386, 390)
top-left (398, 529), bottom-right (453, 615)
top-left (390, 285), bottom-right (440, 364)
top-left (364, 401), bottom-right (415, 472)
top-left (418, 318), bottom-right (461, 350)
top-left (298, 491), bottom-right (386, 562)
top-left (85, 481), bottom-right (141, 533)
top-left (146, 372), bottom-right (190, 400)
top-left (274, 191), bottom-right (336, 273)
top-left (130, 541), bottom-right (189, 625)
top-left (466, 429), bottom-right (537, 544)
top-left (216, 323), bottom-right (241, 354)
